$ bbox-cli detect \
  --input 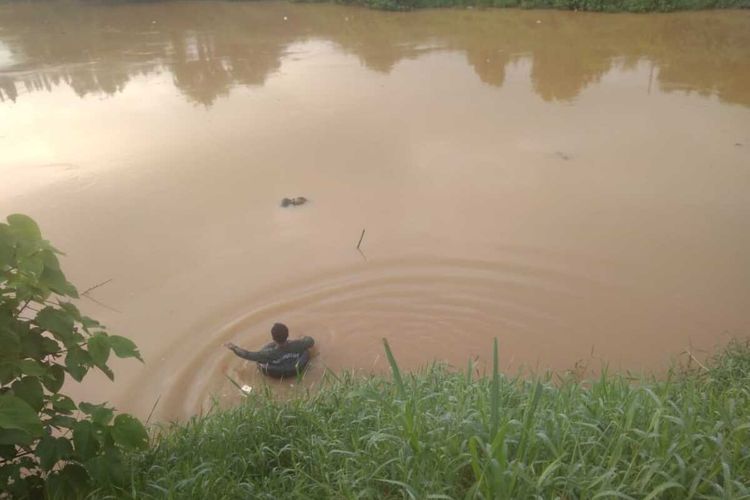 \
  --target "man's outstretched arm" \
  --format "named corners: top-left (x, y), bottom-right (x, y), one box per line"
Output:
top-left (225, 342), bottom-right (273, 363)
